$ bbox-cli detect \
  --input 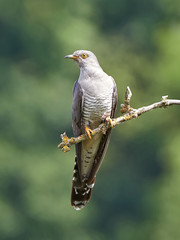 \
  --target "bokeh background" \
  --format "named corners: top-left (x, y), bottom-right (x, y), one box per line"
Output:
top-left (0, 0), bottom-right (180, 239)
